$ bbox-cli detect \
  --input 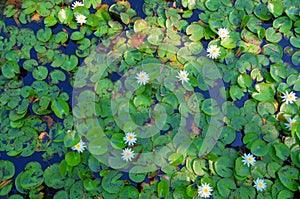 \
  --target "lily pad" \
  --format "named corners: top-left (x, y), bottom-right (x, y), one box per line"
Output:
top-left (2, 61), bottom-right (20, 79)
top-left (251, 83), bottom-right (275, 102)
top-left (278, 166), bottom-right (299, 191)
top-left (102, 170), bottom-right (124, 194)
top-left (51, 98), bottom-right (70, 119)
top-left (65, 151), bottom-right (81, 167)
top-left (217, 178), bottom-right (236, 197)
top-left (250, 139), bottom-right (268, 156)
top-left (254, 4), bottom-right (272, 21)
top-left (44, 163), bottom-right (65, 189)
top-left (265, 28), bottom-right (282, 43)
top-left (291, 51), bottom-right (300, 66)
top-left (37, 27), bottom-right (52, 42)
